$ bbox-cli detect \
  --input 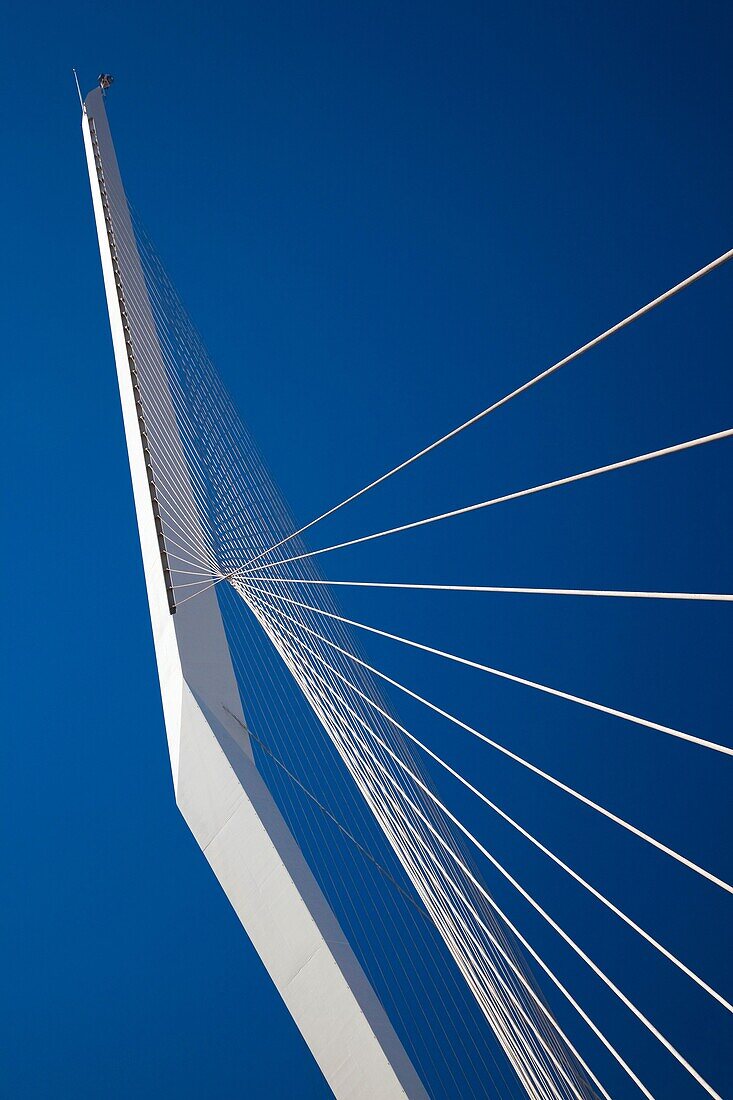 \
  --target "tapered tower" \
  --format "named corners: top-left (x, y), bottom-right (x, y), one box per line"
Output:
top-left (81, 81), bottom-right (427, 1100)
